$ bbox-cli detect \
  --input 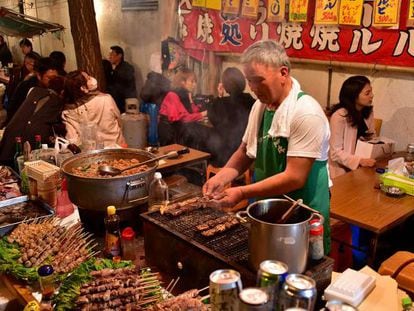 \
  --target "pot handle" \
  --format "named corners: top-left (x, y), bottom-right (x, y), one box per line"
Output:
top-left (311, 212), bottom-right (325, 225)
top-left (235, 210), bottom-right (249, 223)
